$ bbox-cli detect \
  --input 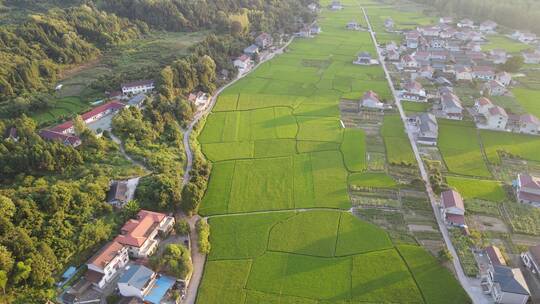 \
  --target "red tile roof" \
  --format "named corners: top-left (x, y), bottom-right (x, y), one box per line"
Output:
top-left (363, 90), bottom-right (380, 101)
top-left (486, 245), bottom-right (506, 266)
top-left (115, 210), bottom-right (166, 247)
top-left (49, 101), bottom-right (125, 133)
top-left (520, 114), bottom-right (540, 125)
top-left (446, 213), bottom-right (465, 226)
top-left (87, 241), bottom-right (125, 269)
top-left (39, 130), bottom-right (81, 146)
top-left (85, 269), bottom-right (104, 284)
top-left (488, 105), bottom-right (507, 117)
top-left (477, 97), bottom-right (492, 106)
top-left (519, 174), bottom-right (540, 190)
top-left (441, 189), bottom-right (465, 211)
